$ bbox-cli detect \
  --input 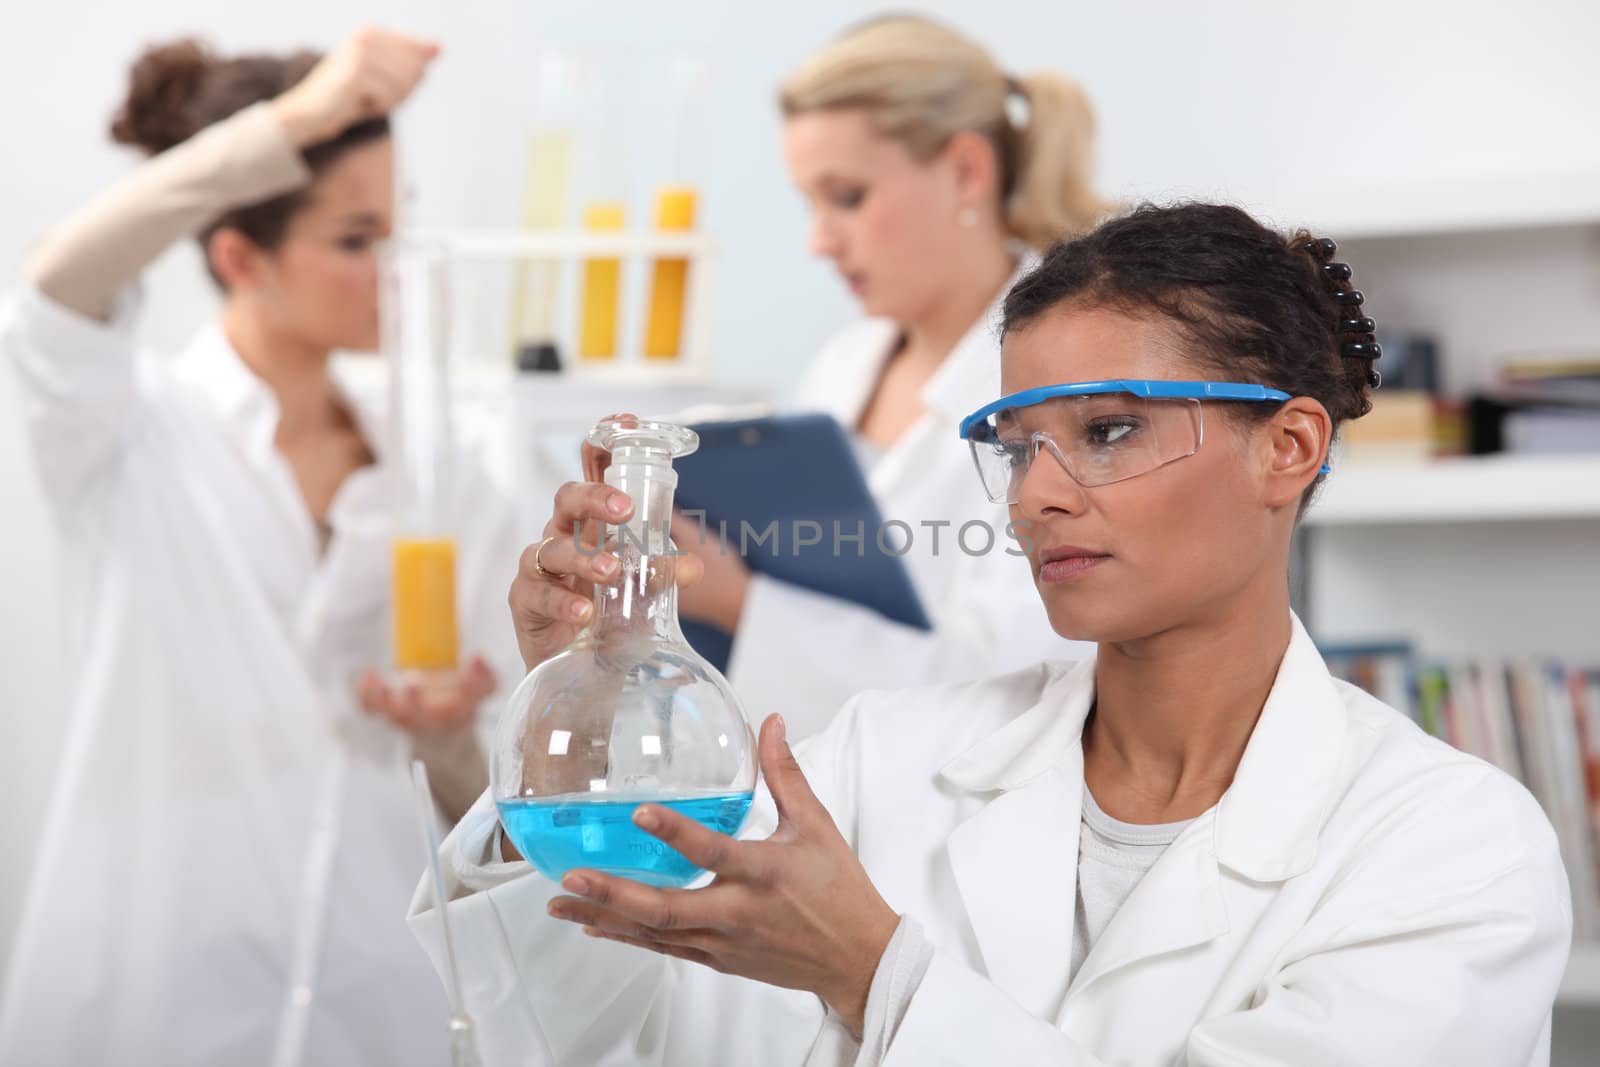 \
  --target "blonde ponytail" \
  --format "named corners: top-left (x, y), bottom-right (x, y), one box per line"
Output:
top-left (1005, 71), bottom-right (1108, 248)
top-left (780, 15), bottom-right (1109, 250)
